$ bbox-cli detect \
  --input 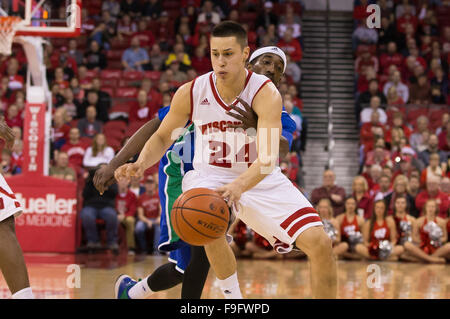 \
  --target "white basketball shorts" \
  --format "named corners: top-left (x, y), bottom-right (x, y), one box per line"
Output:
top-left (0, 174), bottom-right (23, 223)
top-left (182, 167), bottom-right (323, 253)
